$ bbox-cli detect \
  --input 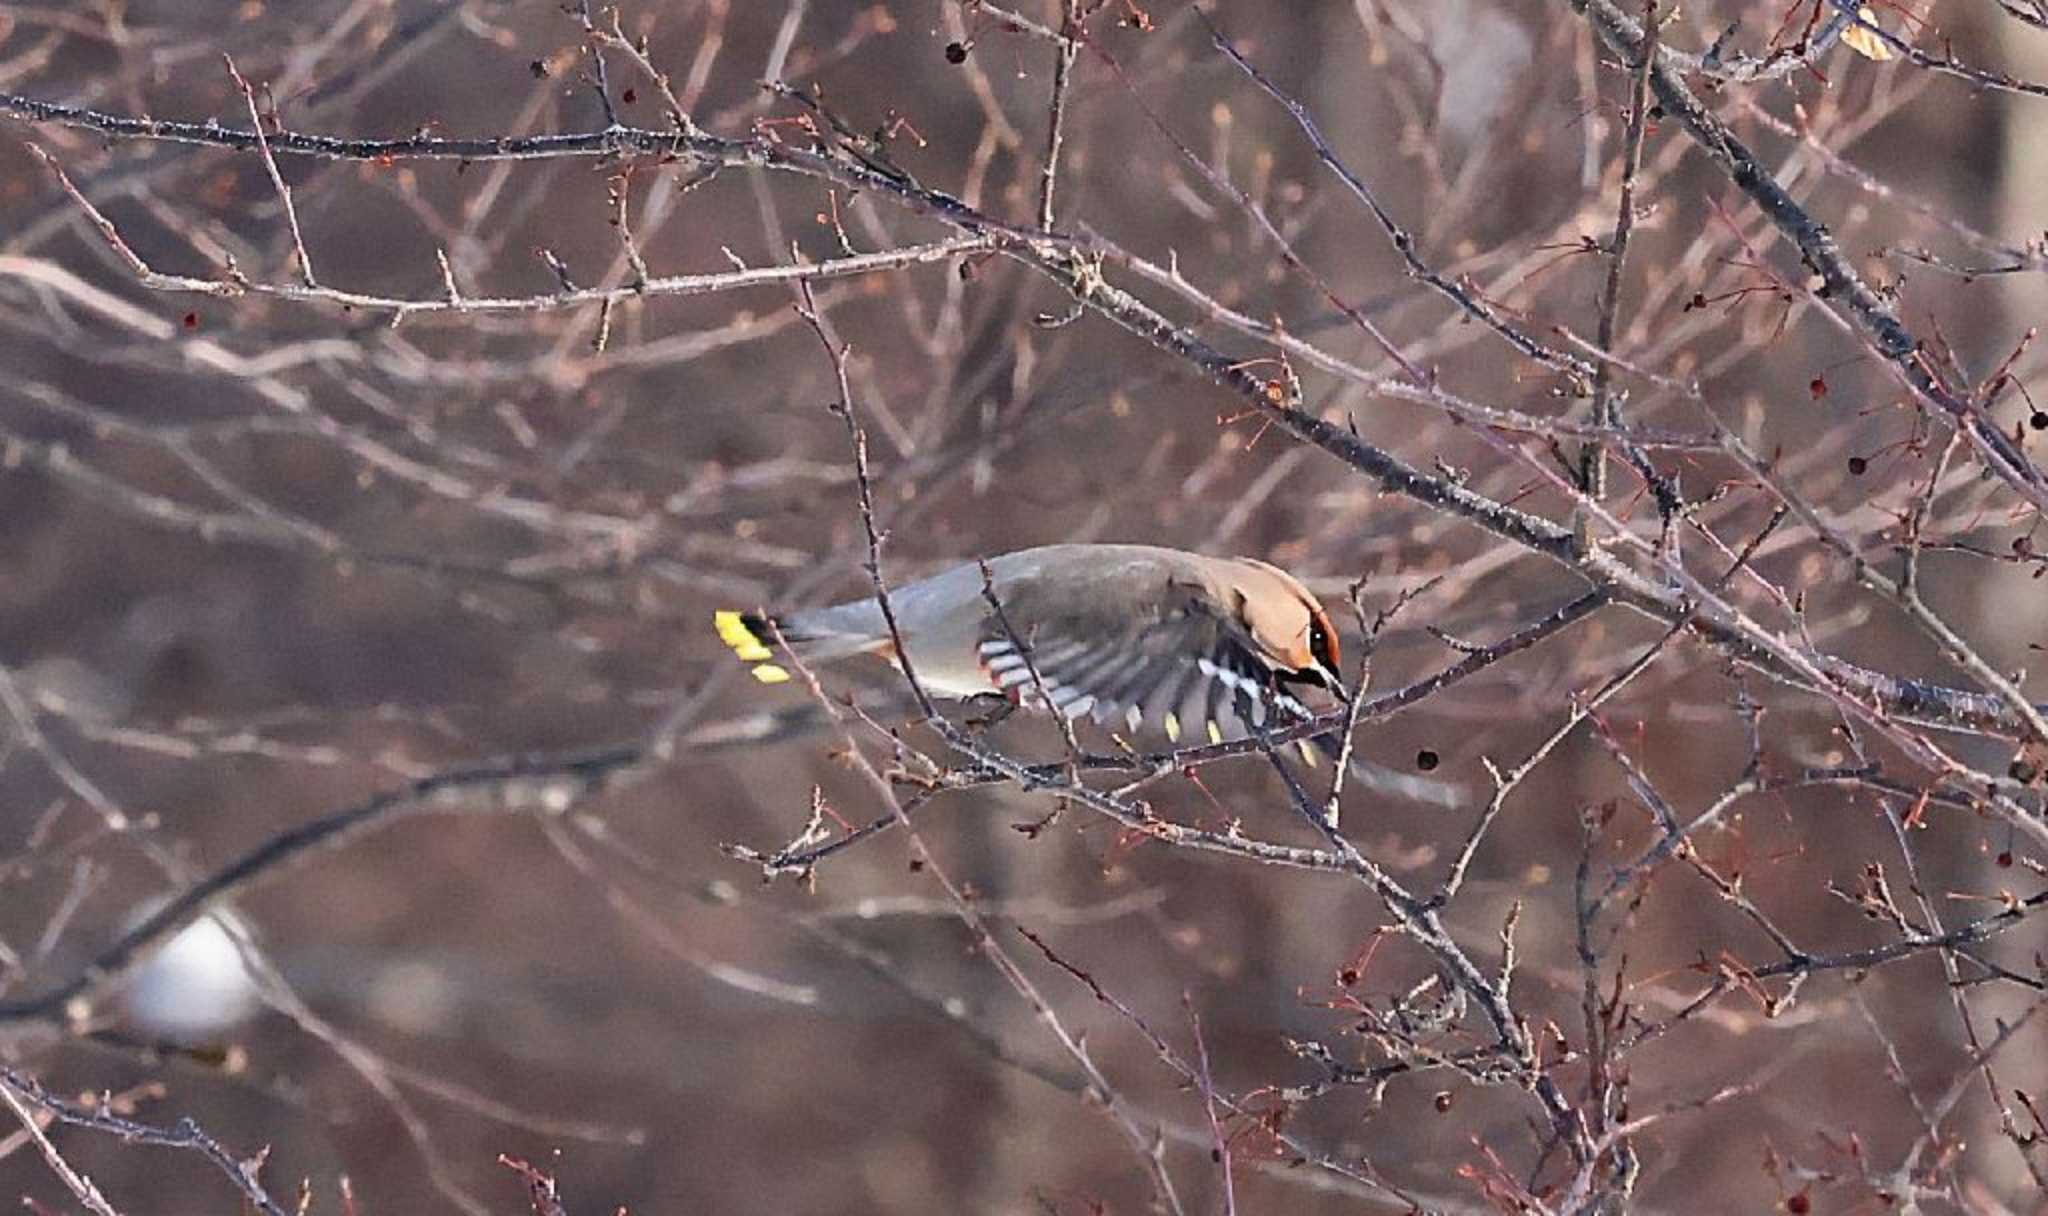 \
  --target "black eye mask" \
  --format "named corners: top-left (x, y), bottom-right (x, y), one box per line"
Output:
top-left (1307, 618), bottom-right (1337, 670)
